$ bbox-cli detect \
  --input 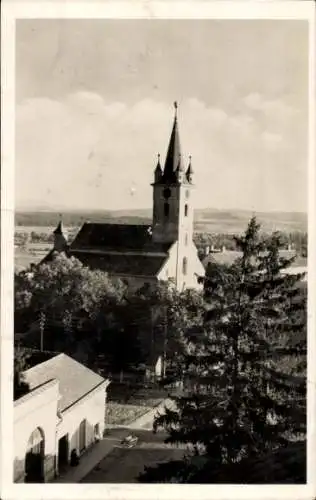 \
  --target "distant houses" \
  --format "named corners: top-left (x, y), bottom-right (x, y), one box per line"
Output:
top-left (201, 247), bottom-right (307, 281)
